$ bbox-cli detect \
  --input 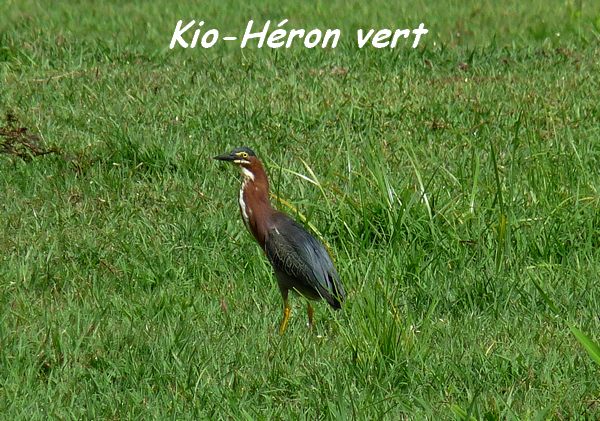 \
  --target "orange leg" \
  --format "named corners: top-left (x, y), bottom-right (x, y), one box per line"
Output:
top-left (307, 303), bottom-right (314, 329)
top-left (279, 297), bottom-right (291, 335)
